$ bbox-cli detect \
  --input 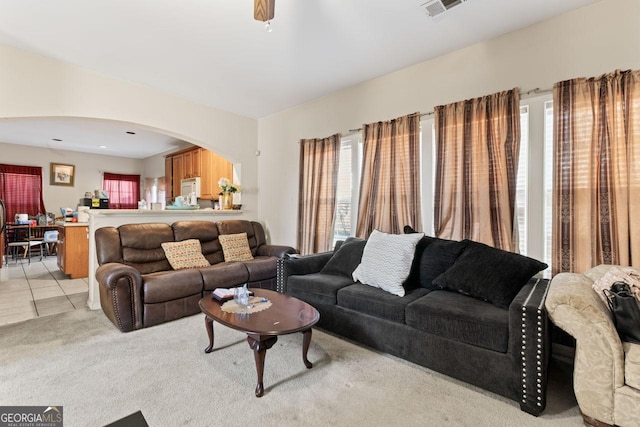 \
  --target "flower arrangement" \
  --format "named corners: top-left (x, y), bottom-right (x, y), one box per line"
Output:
top-left (218, 177), bottom-right (241, 194)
